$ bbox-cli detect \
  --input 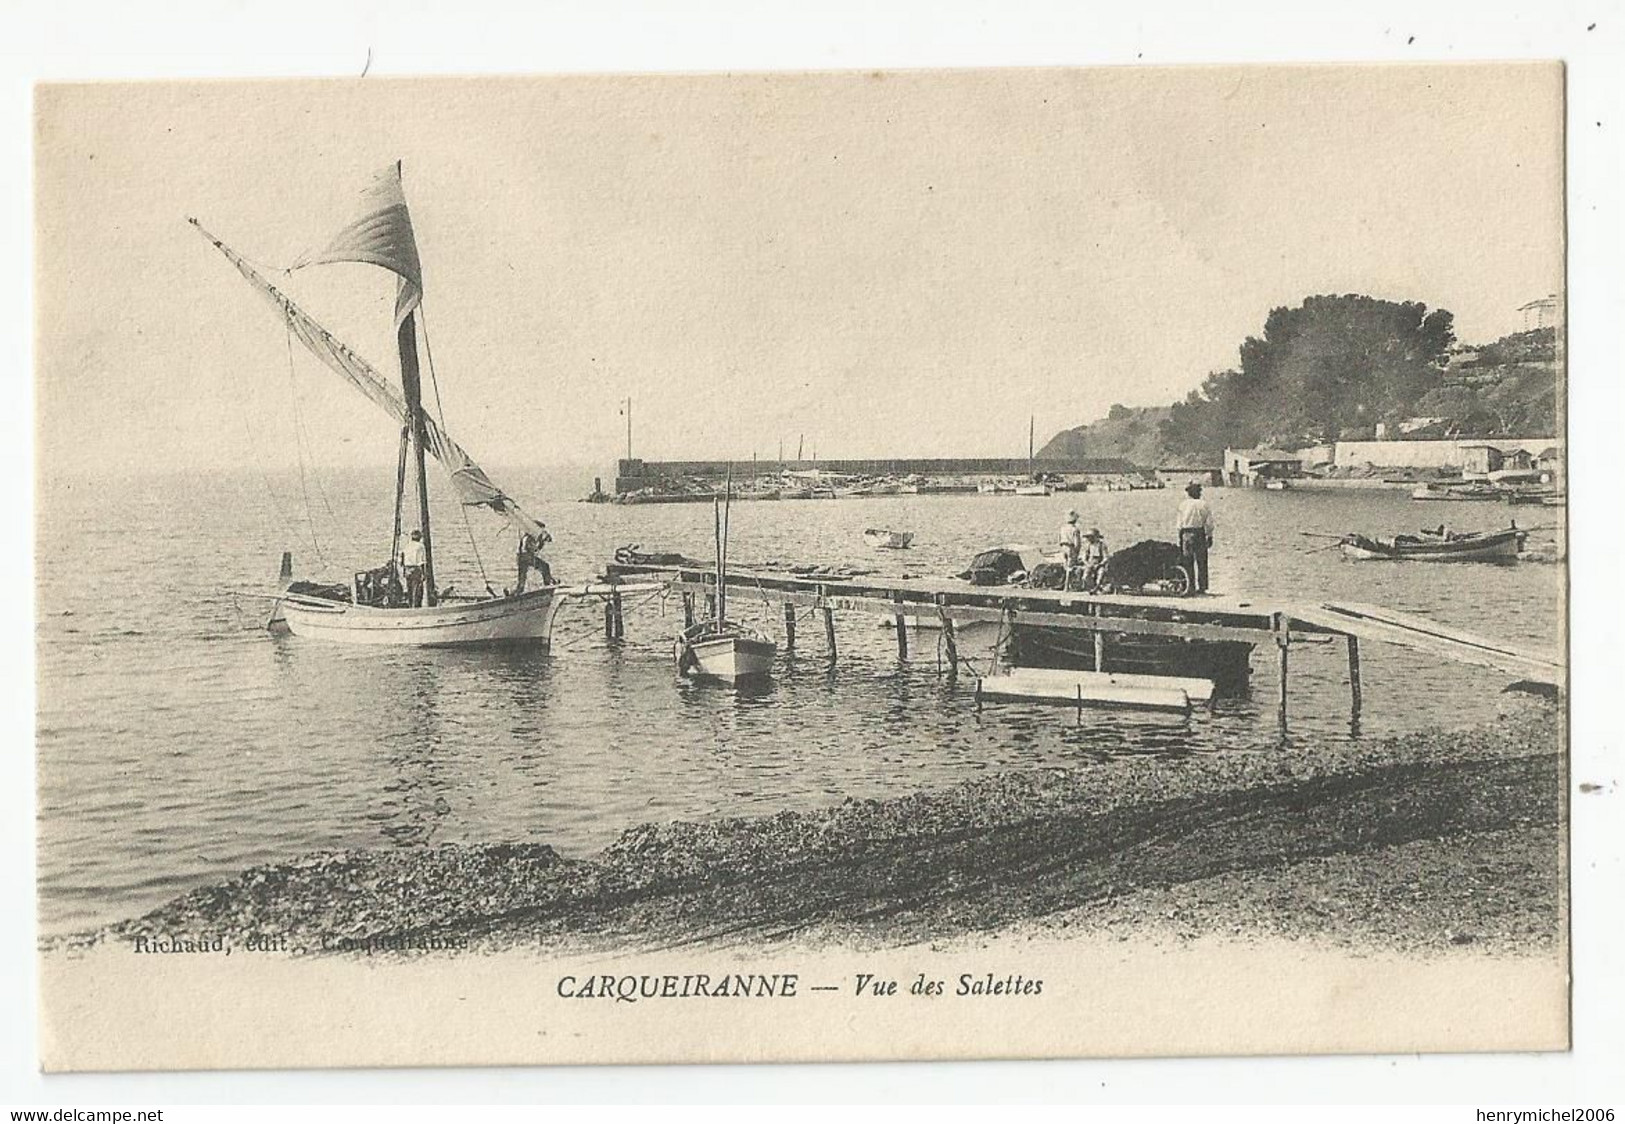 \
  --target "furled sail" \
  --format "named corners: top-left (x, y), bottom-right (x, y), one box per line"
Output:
top-left (289, 162), bottom-right (423, 326)
top-left (189, 219), bottom-right (546, 542)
